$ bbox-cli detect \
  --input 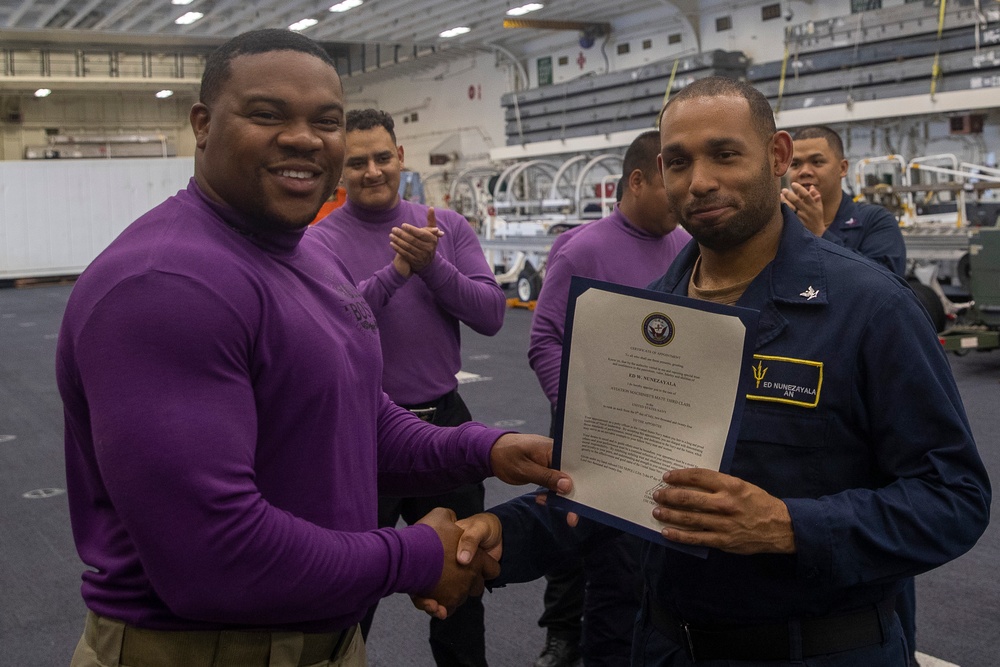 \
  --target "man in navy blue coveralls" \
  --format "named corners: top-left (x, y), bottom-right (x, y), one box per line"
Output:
top-left (780, 125), bottom-right (905, 277)
top-left (445, 77), bottom-right (991, 667)
top-left (782, 124), bottom-right (919, 665)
